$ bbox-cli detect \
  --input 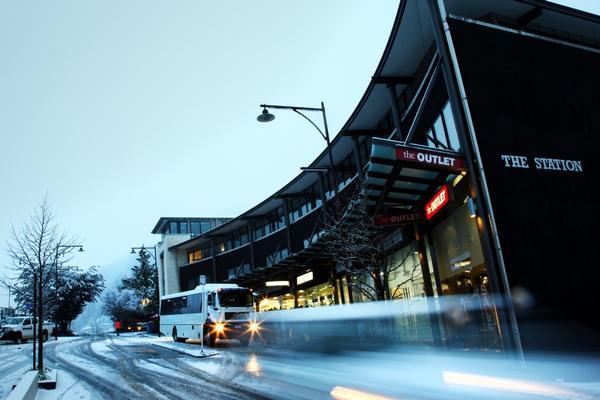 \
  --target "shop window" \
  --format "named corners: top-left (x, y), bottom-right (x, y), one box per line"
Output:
top-left (299, 282), bottom-right (335, 308)
top-left (430, 202), bottom-right (500, 346)
top-left (387, 243), bottom-right (424, 300)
